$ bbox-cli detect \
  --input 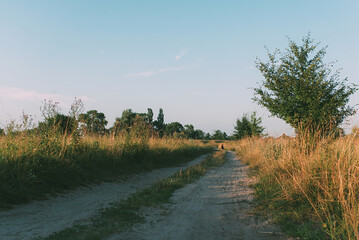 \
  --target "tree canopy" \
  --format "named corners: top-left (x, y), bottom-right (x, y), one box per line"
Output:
top-left (211, 130), bottom-right (228, 140)
top-left (254, 34), bottom-right (357, 135)
top-left (165, 122), bottom-right (184, 136)
top-left (79, 110), bottom-right (108, 135)
top-left (234, 112), bottom-right (264, 139)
